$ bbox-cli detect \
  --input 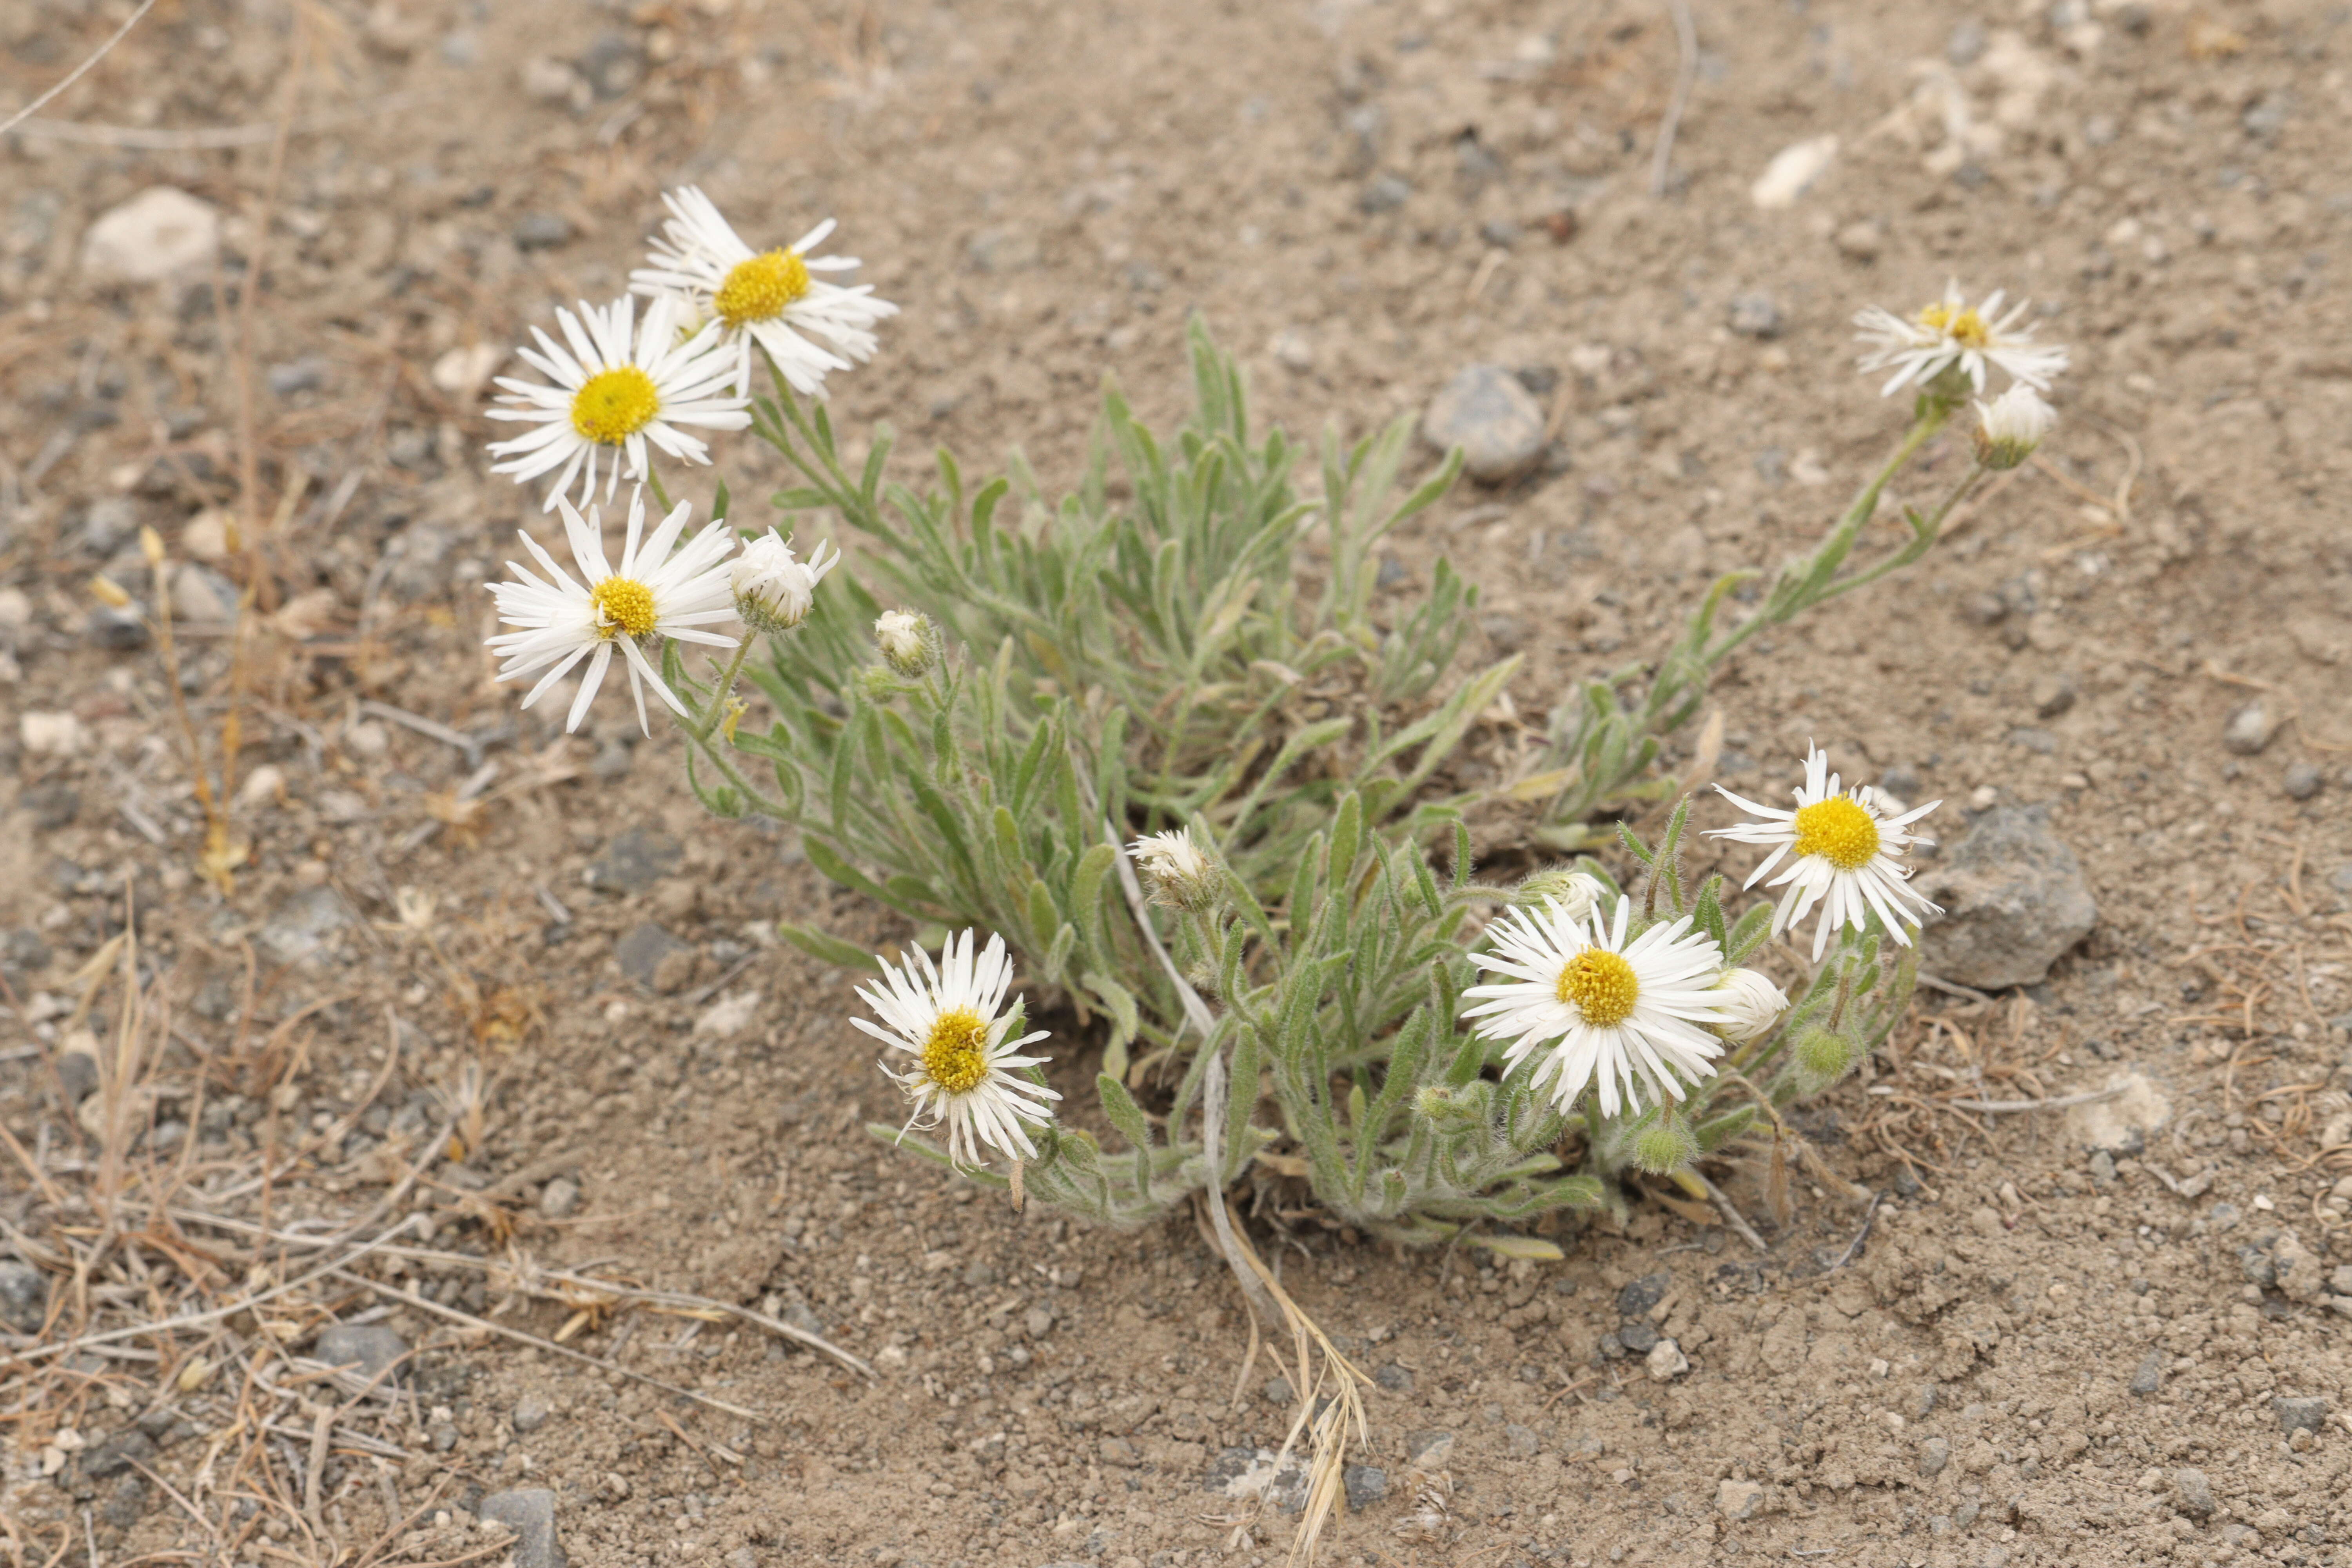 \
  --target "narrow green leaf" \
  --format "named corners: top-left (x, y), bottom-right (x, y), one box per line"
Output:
top-left (777, 920), bottom-right (882, 972)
